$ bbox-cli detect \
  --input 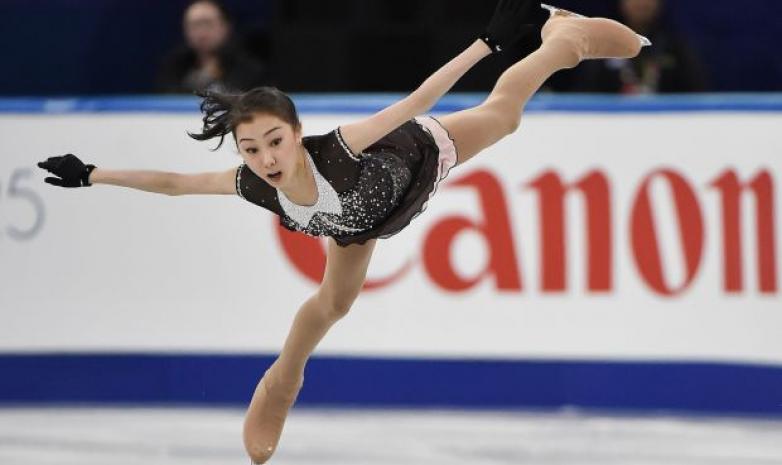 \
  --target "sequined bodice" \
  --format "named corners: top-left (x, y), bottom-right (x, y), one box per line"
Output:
top-left (276, 151), bottom-right (343, 228)
top-left (235, 126), bottom-right (415, 240)
top-left (279, 151), bottom-right (411, 236)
